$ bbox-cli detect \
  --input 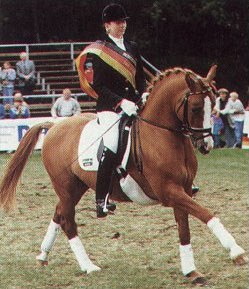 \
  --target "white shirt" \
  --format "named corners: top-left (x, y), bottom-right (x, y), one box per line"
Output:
top-left (108, 34), bottom-right (126, 51)
top-left (220, 98), bottom-right (245, 122)
top-left (51, 97), bottom-right (81, 117)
